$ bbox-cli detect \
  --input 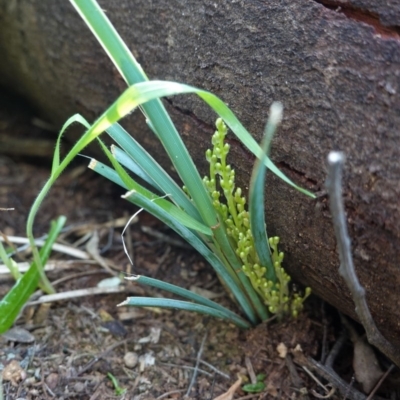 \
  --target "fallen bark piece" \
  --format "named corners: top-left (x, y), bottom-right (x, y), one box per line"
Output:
top-left (213, 376), bottom-right (242, 400)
